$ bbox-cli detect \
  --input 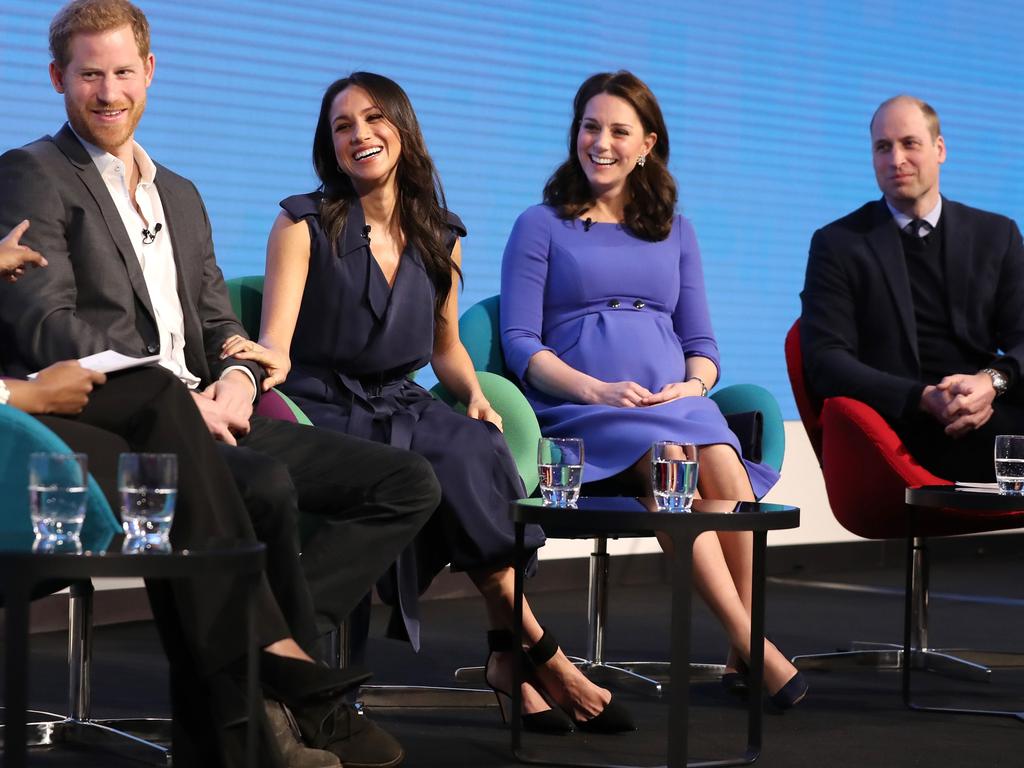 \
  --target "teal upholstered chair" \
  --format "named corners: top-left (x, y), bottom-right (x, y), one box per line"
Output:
top-left (0, 405), bottom-right (172, 759)
top-left (0, 404), bottom-right (119, 547)
top-left (452, 294), bottom-right (786, 693)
